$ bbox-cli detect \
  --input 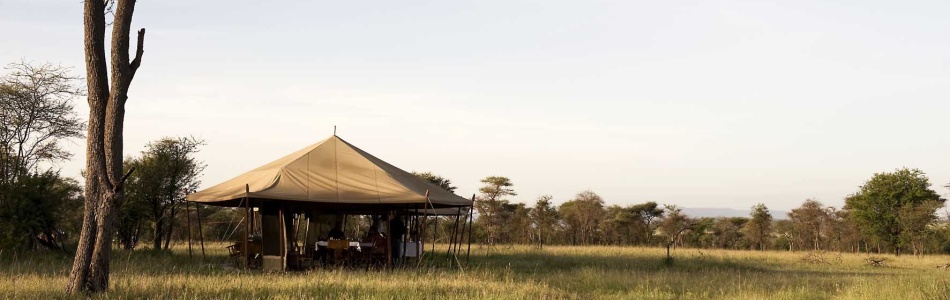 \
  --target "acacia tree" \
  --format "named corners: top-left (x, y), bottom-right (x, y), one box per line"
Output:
top-left (659, 204), bottom-right (696, 263)
top-left (845, 168), bottom-right (944, 256)
top-left (529, 195), bottom-right (558, 249)
top-left (411, 171), bottom-right (457, 193)
top-left (630, 201), bottom-right (664, 245)
top-left (67, 0), bottom-right (145, 294)
top-left (0, 61), bottom-right (84, 184)
top-left (602, 205), bottom-right (635, 245)
top-left (475, 176), bottom-right (516, 247)
top-left (742, 203), bottom-right (772, 250)
top-left (788, 199), bottom-right (829, 251)
top-left (0, 61), bottom-right (84, 250)
top-left (117, 137), bottom-right (205, 250)
top-left (559, 190), bottom-right (605, 245)
top-left (712, 217), bottom-right (747, 249)
top-left (506, 203), bottom-right (532, 244)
